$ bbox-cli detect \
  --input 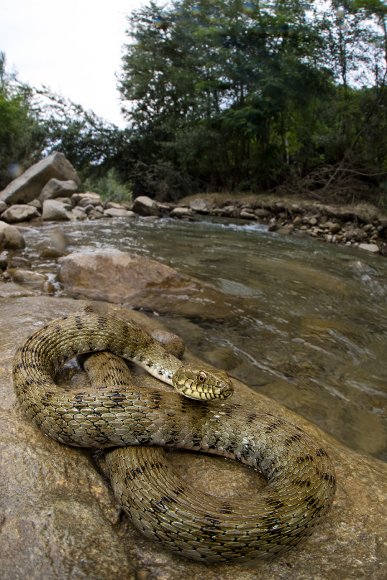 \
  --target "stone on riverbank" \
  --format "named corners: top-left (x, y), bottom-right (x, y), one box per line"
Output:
top-left (0, 221), bottom-right (25, 250)
top-left (40, 178), bottom-right (79, 201)
top-left (42, 199), bottom-right (71, 221)
top-left (0, 152), bottom-right (80, 205)
top-left (57, 249), bottom-right (242, 320)
top-left (1, 204), bottom-right (40, 223)
top-left (0, 294), bottom-right (385, 579)
top-left (132, 195), bottom-right (160, 216)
